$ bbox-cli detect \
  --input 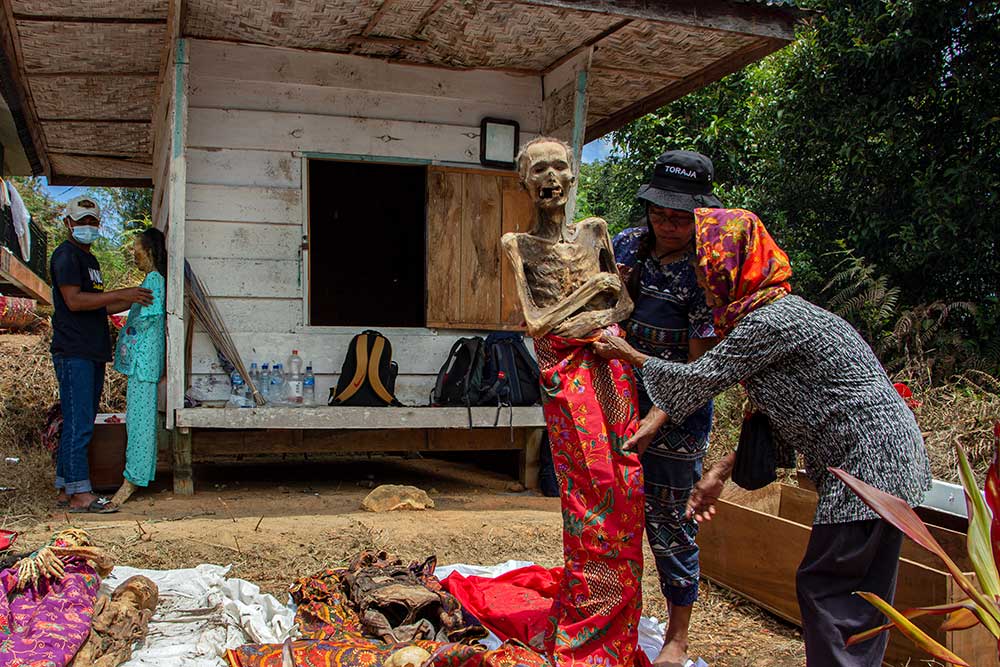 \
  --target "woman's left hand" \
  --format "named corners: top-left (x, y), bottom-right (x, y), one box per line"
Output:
top-left (591, 333), bottom-right (640, 363)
